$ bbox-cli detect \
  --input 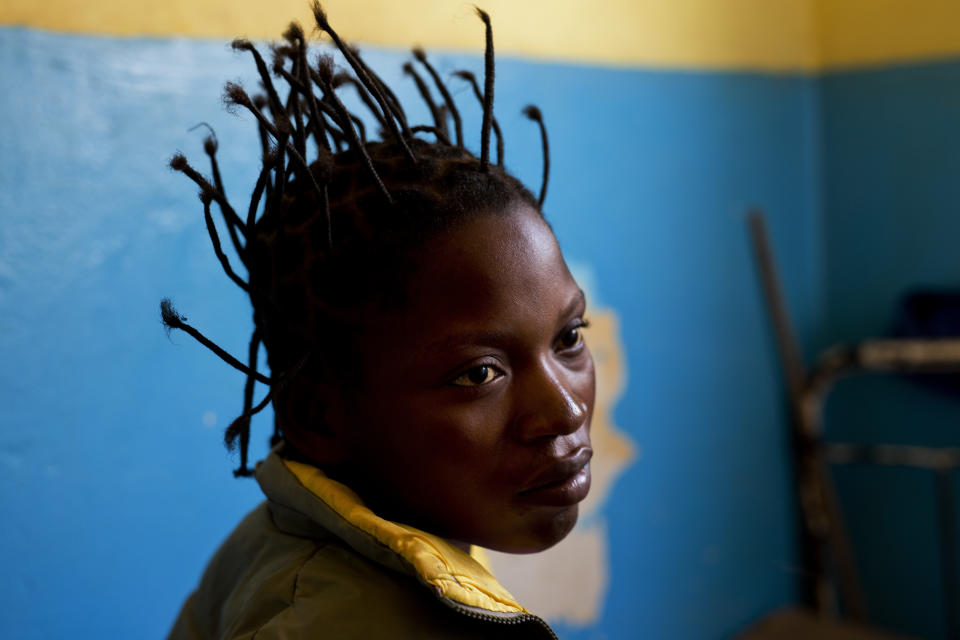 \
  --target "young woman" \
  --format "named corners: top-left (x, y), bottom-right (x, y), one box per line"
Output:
top-left (165, 4), bottom-right (595, 638)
